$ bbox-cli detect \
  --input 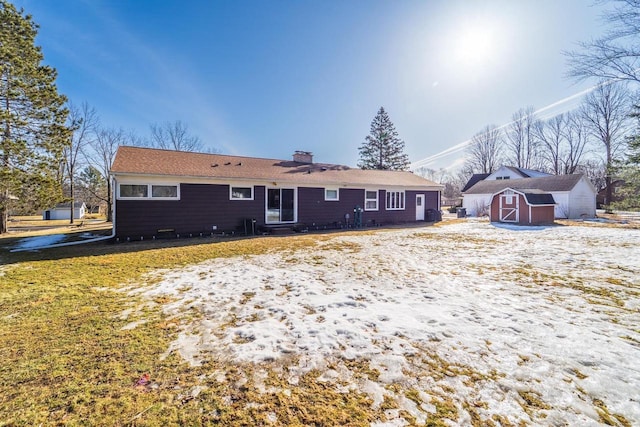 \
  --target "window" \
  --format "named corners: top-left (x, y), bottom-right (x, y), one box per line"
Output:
top-left (365, 190), bottom-right (378, 211)
top-left (230, 186), bottom-right (253, 200)
top-left (324, 188), bottom-right (339, 201)
top-left (152, 185), bottom-right (178, 198)
top-left (496, 176), bottom-right (510, 180)
top-left (503, 189), bottom-right (514, 205)
top-left (386, 191), bottom-right (405, 210)
top-left (118, 183), bottom-right (179, 199)
top-left (120, 184), bottom-right (148, 198)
